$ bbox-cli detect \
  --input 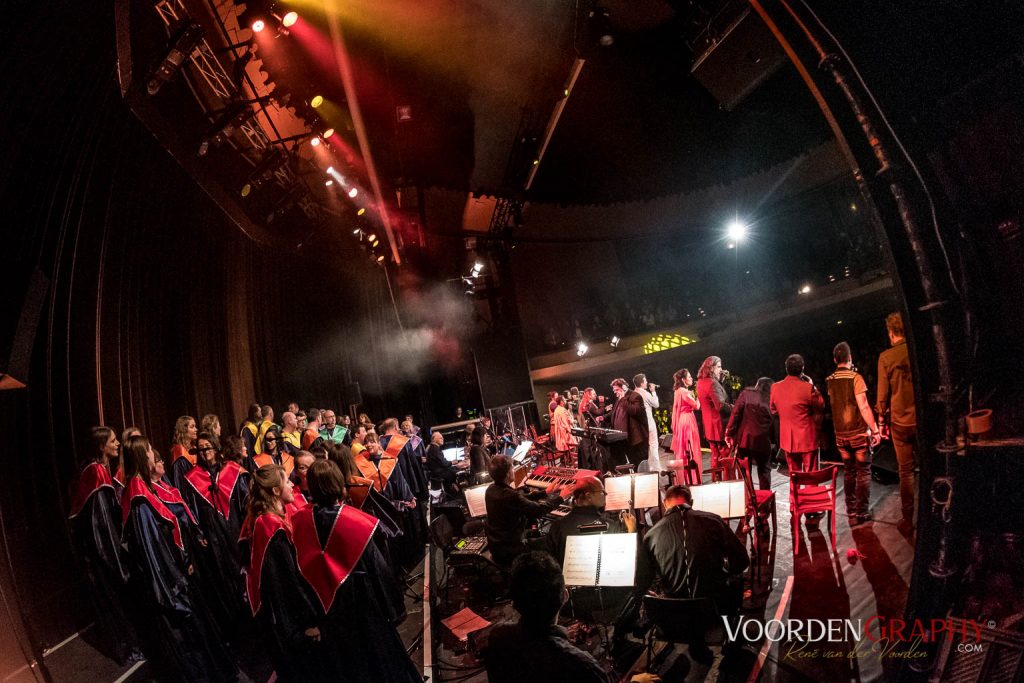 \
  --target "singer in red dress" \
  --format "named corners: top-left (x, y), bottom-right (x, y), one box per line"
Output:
top-left (670, 368), bottom-right (702, 485)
